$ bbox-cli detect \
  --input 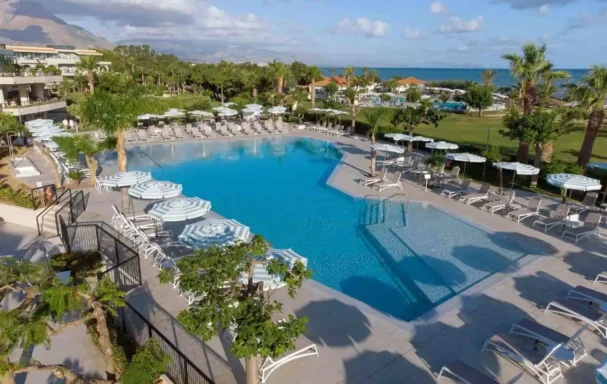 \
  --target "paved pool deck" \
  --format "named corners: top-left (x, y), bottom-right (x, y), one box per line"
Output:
top-left (16, 129), bottom-right (607, 383)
